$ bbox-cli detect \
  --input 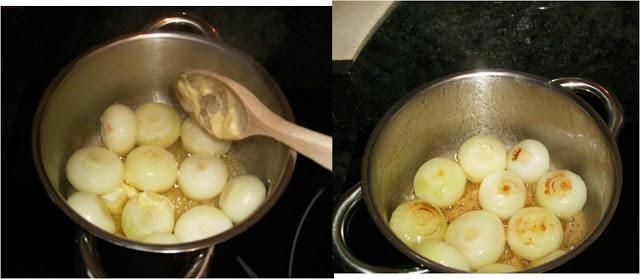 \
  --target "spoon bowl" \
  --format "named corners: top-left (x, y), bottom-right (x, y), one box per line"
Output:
top-left (175, 69), bottom-right (333, 170)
